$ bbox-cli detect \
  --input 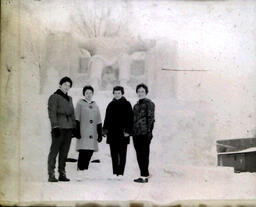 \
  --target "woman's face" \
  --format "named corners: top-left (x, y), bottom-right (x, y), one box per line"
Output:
top-left (84, 90), bottom-right (93, 101)
top-left (137, 87), bottom-right (147, 99)
top-left (60, 82), bottom-right (71, 94)
top-left (113, 90), bottom-right (122, 100)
